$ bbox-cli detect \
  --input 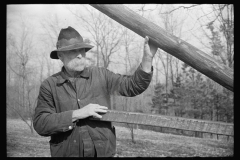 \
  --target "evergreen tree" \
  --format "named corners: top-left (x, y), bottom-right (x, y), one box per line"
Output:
top-left (151, 83), bottom-right (166, 114)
